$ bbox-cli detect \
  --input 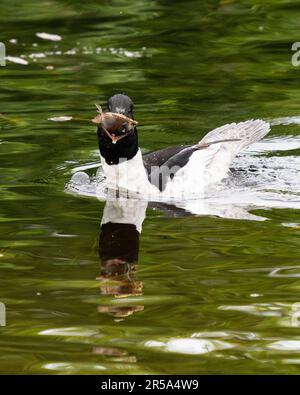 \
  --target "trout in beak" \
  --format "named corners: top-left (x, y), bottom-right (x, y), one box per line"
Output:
top-left (93, 94), bottom-right (137, 144)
